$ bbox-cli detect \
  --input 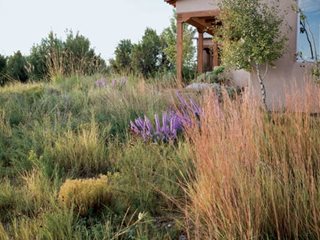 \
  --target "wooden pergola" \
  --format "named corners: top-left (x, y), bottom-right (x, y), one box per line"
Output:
top-left (165, 0), bottom-right (220, 86)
